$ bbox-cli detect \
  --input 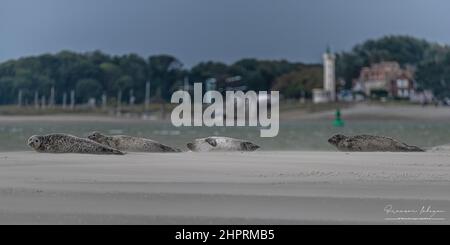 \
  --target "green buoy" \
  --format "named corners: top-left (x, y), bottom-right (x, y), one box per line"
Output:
top-left (333, 108), bottom-right (344, 127)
